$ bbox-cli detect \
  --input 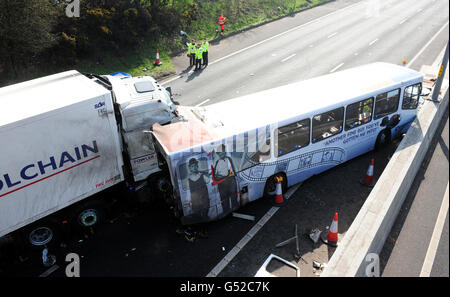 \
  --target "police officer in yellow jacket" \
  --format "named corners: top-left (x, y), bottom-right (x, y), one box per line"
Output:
top-left (188, 40), bottom-right (196, 67)
top-left (202, 38), bottom-right (209, 66)
top-left (194, 43), bottom-right (204, 71)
